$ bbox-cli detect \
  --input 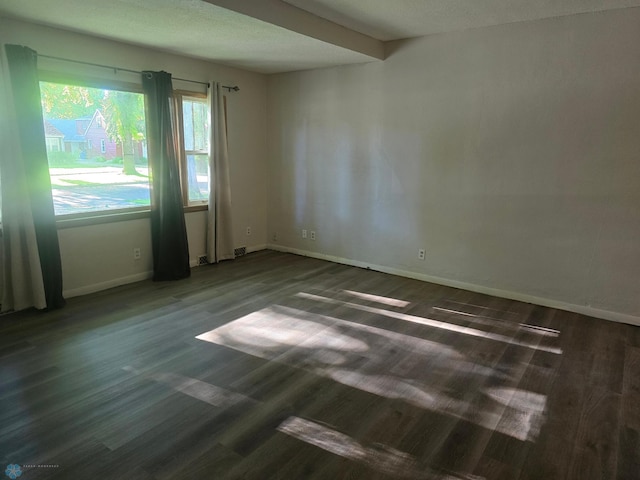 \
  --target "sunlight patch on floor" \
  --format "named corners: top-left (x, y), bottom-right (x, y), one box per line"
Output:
top-left (278, 416), bottom-right (485, 480)
top-left (432, 307), bottom-right (560, 338)
top-left (296, 292), bottom-right (562, 354)
top-left (196, 307), bottom-right (369, 360)
top-left (432, 306), bottom-right (477, 317)
top-left (519, 324), bottom-right (560, 336)
top-left (324, 369), bottom-right (546, 442)
top-left (123, 366), bottom-right (256, 408)
top-left (196, 304), bottom-right (550, 442)
top-left (342, 289), bottom-right (410, 308)
top-left (122, 363), bottom-right (485, 479)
